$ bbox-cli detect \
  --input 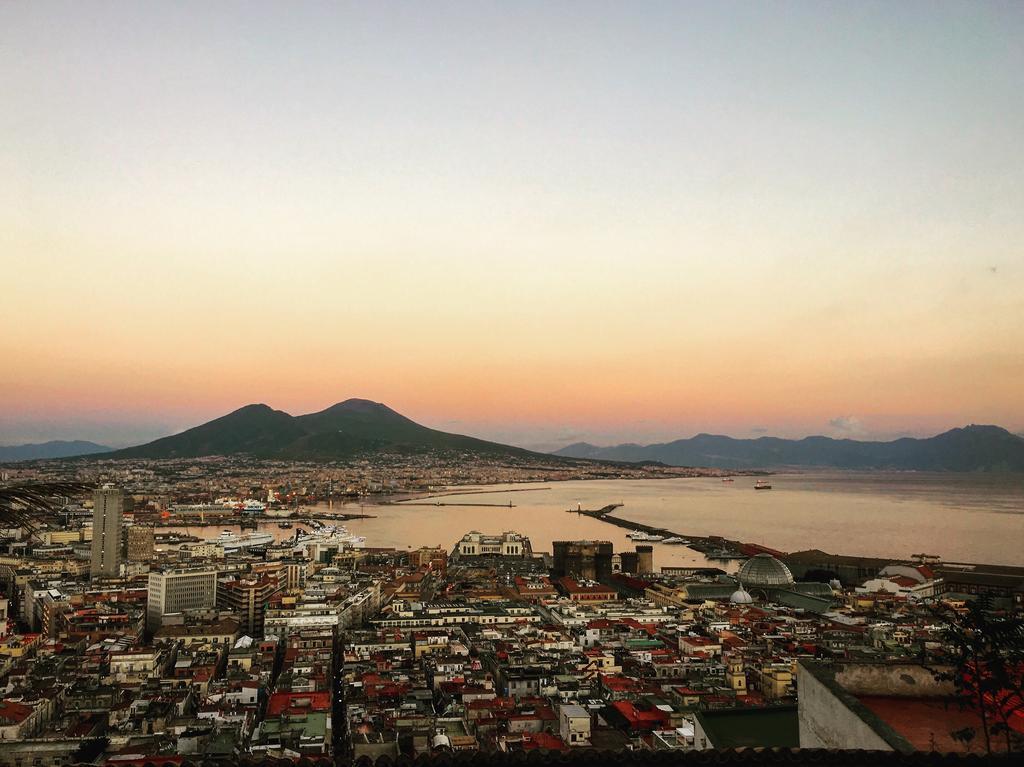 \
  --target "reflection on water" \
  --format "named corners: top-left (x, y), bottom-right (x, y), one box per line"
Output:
top-left (178, 472), bottom-right (1024, 567)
